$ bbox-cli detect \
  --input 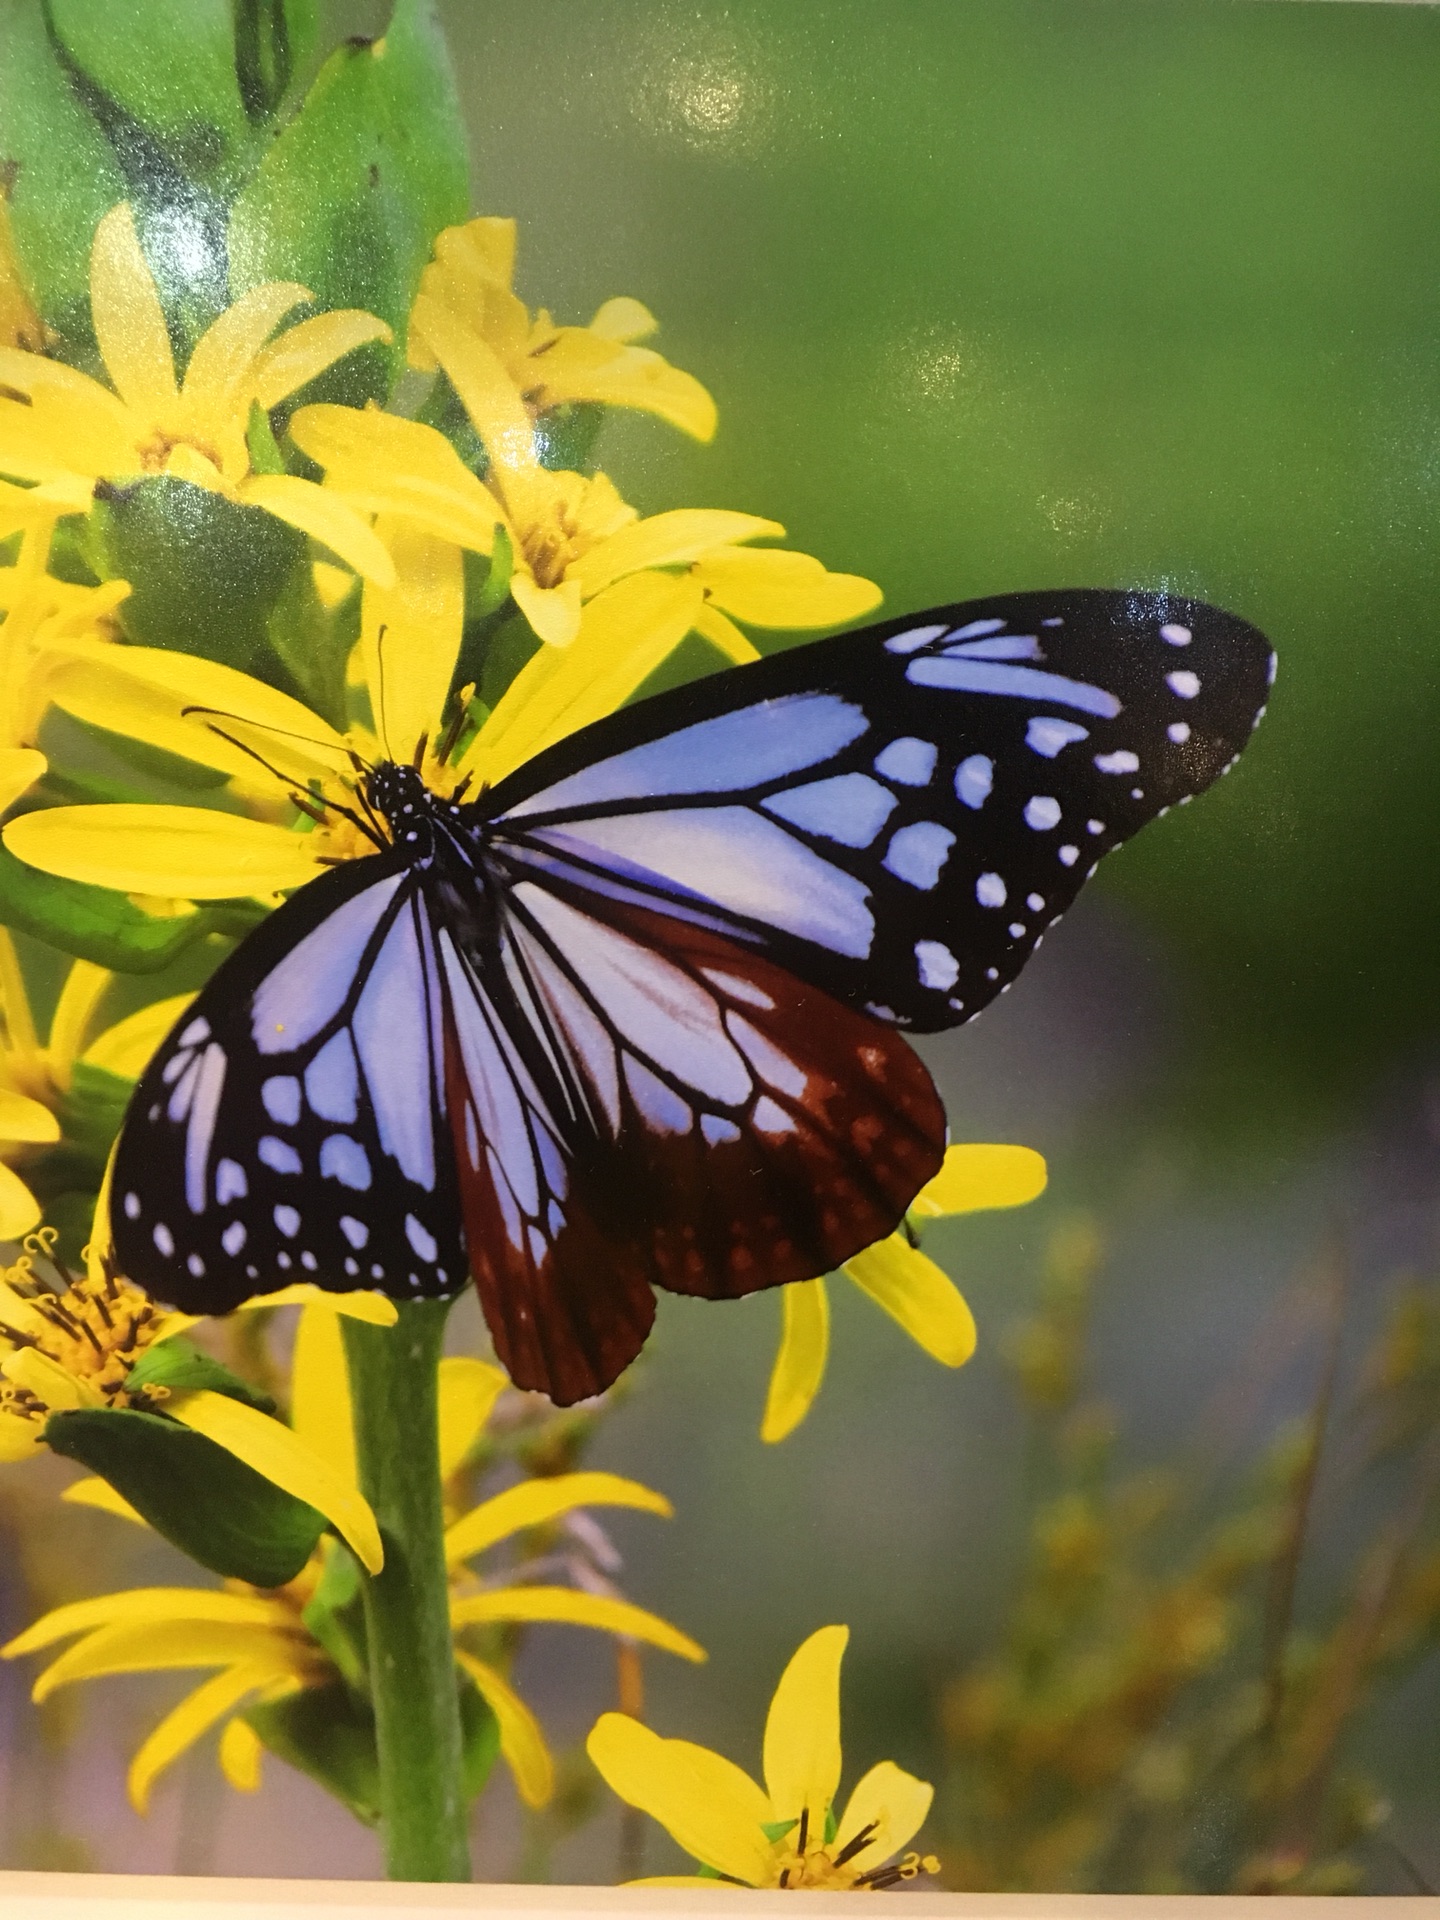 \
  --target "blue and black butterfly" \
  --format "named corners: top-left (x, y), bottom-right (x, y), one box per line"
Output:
top-left (110, 588), bottom-right (1274, 1404)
